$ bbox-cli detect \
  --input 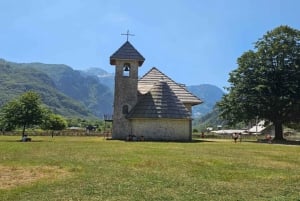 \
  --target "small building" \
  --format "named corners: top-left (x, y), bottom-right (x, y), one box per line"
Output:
top-left (110, 40), bottom-right (202, 141)
top-left (248, 120), bottom-right (275, 136)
